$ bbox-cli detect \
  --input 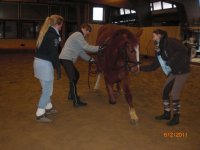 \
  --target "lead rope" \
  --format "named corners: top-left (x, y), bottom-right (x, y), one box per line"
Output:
top-left (88, 62), bottom-right (98, 89)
